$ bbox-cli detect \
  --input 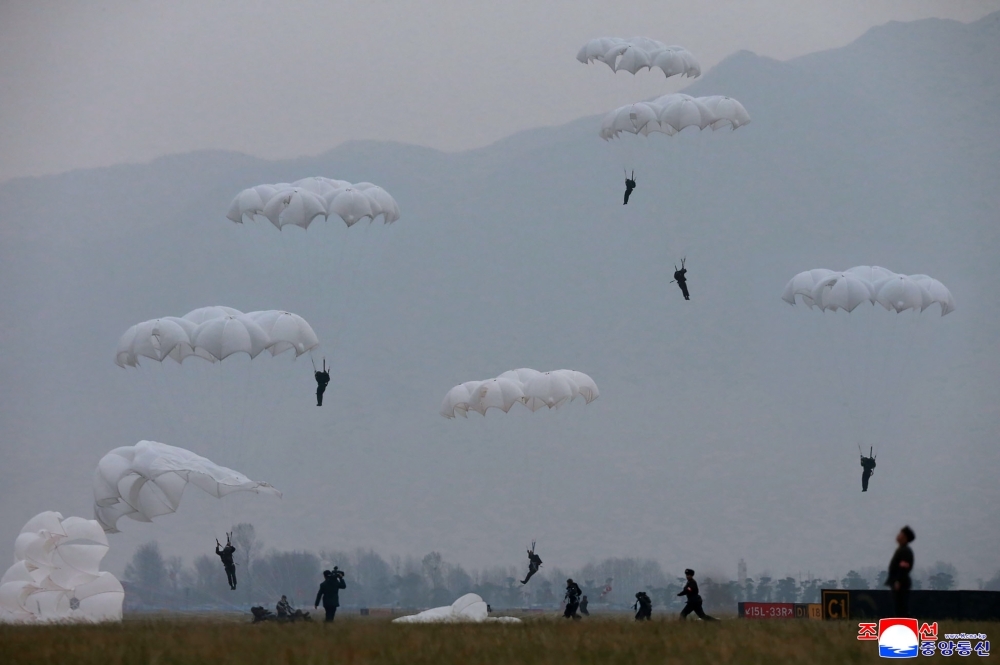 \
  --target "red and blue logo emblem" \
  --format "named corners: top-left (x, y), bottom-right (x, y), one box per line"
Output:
top-left (878, 618), bottom-right (919, 658)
